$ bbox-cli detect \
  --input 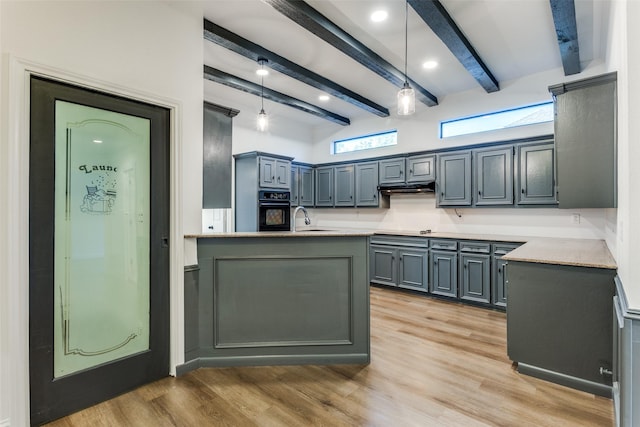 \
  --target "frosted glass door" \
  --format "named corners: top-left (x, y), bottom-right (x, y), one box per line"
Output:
top-left (53, 101), bottom-right (150, 378)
